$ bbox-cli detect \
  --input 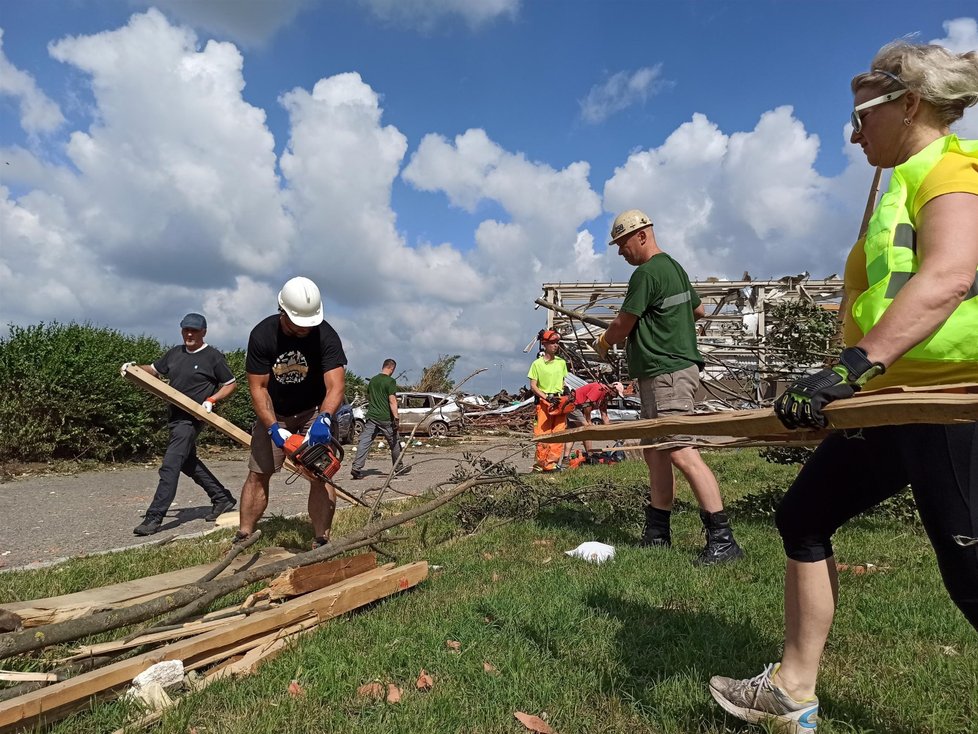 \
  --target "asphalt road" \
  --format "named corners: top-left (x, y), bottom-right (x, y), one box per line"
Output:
top-left (0, 436), bottom-right (534, 572)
